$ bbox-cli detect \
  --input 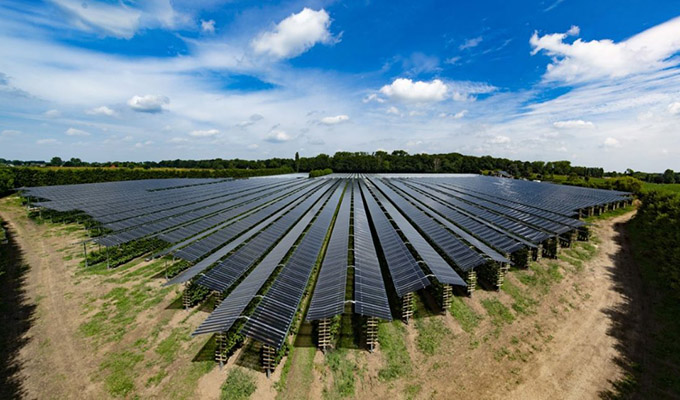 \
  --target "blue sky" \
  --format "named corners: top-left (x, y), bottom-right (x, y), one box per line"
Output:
top-left (1, 0), bottom-right (679, 171)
